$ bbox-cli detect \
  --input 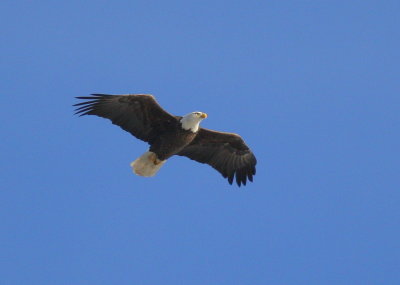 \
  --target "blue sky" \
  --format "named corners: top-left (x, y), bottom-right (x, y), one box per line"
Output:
top-left (1, 0), bottom-right (399, 284)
